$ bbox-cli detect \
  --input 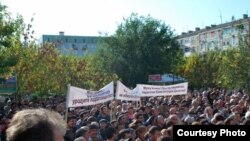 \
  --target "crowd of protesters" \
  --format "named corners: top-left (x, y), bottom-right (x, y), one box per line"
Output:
top-left (0, 88), bottom-right (250, 141)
